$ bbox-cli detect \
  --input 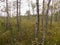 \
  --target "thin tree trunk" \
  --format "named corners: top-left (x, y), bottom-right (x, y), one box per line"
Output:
top-left (42, 0), bottom-right (45, 45)
top-left (32, 0), bottom-right (40, 44)
top-left (16, 0), bottom-right (20, 32)
top-left (31, 0), bottom-right (35, 16)
top-left (6, 0), bottom-right (9, 30)
top-left (59, 10), bottom-right (60, 21)
top-left (19, 0), bottom-right (21, 30)
top-left (33, 9), bottom-right (34, 15)
top-left (35, 0), bottom-right (39, 42)
top-left (50, 0), bottom-right (54, 28)
top-left (18, 0), bottom-right (22, 41)
top-left (50, 6), bottom-right (53, 28)
top-left (42, 0), bottom-right (51, 45)
top-left (27, 0), bottom-right (30, 19)
top-left (55, 13), bottom-right (58, 22)
top-left (58, 5), bottom-right (60, 21)
top-left (32, 0), bottom-right (39, 44)
top-left (6, 0), bottom-right (13, 45)
top-left (45, 0), bottom-right (51, 30)
top-left (16, 0), bottom-right (22, 43)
